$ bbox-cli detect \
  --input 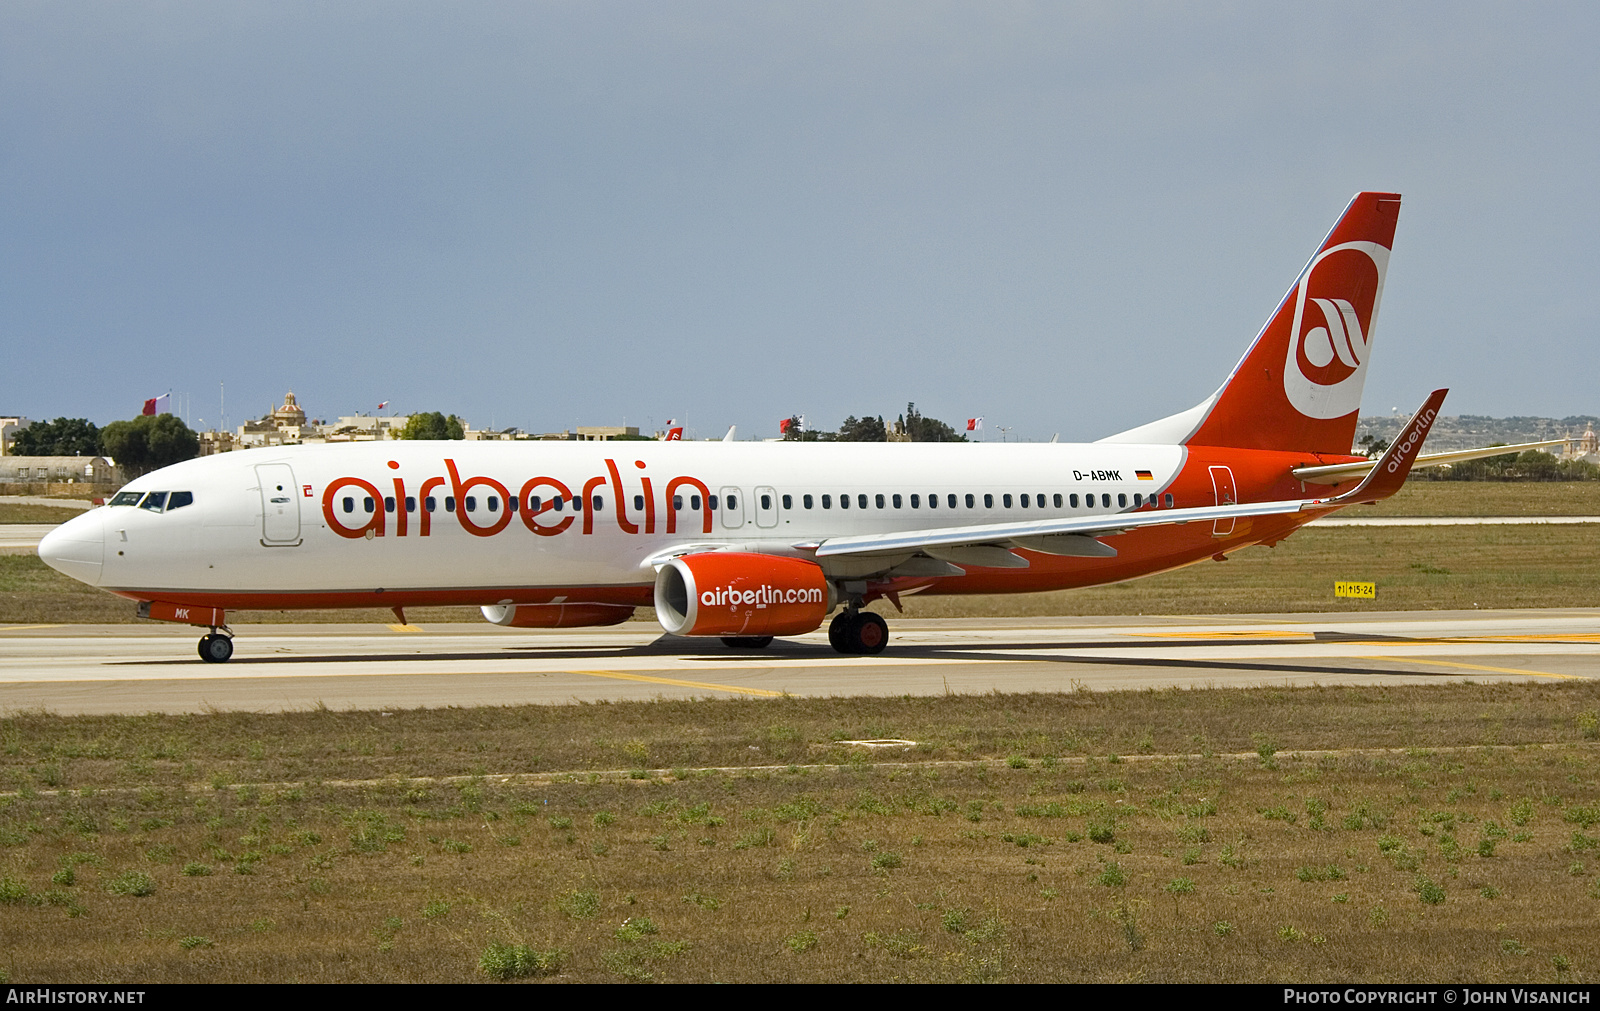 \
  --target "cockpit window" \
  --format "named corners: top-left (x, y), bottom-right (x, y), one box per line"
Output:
top-left (109, 491), bottom-right (143, 507)
top-left (167, 491), bottom-right (194, 511)
top-left (138, 492), bottom-right (169, 512)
